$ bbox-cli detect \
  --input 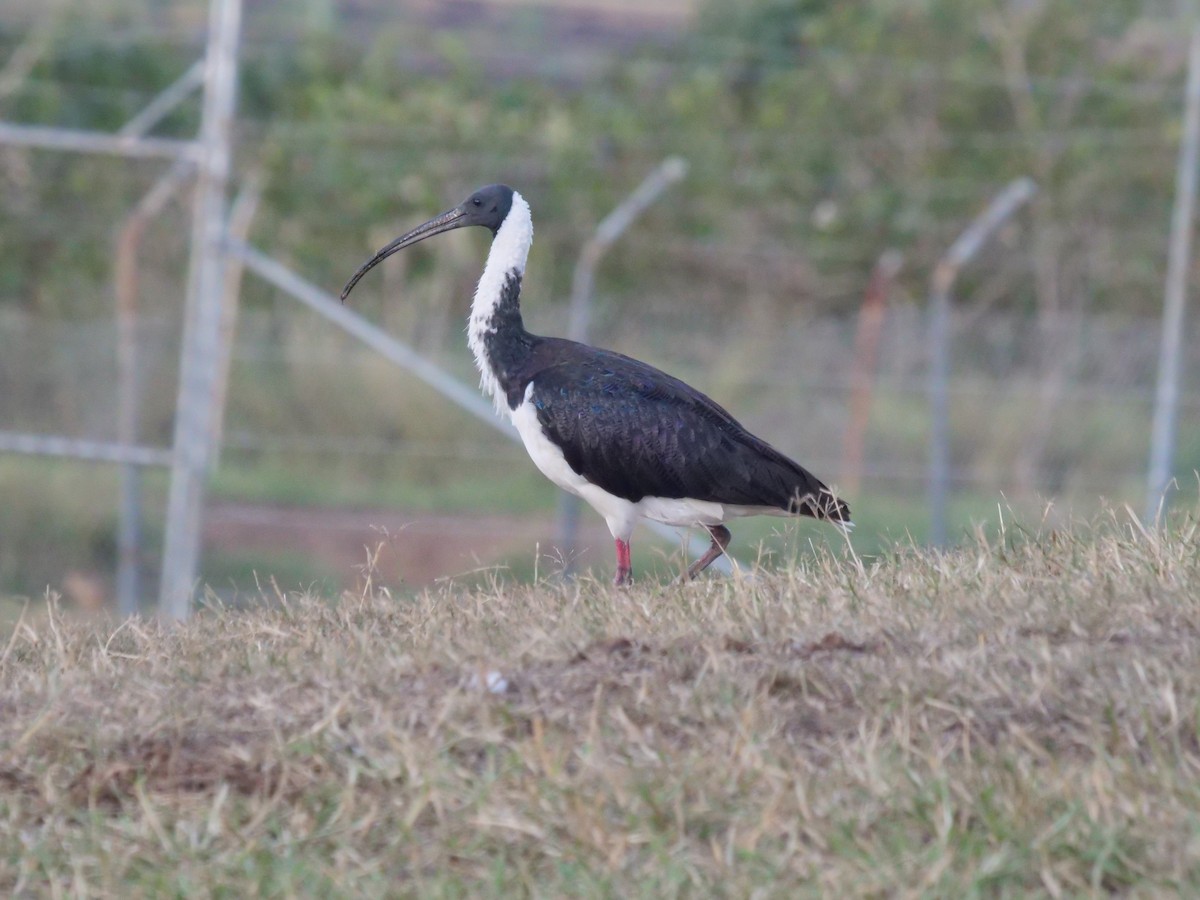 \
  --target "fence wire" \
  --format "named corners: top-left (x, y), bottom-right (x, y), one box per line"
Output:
top-left (2, 304), bottom-right (1196, 603)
